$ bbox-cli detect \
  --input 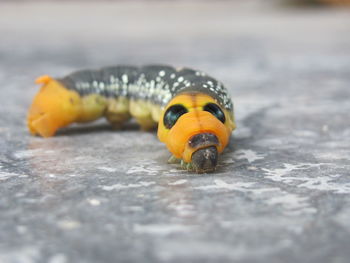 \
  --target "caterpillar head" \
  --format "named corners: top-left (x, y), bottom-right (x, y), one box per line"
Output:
top-left (27, 75), bottom-right (82, 137)
top-left (158, 92), bottom-right (235, 173)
